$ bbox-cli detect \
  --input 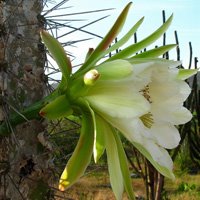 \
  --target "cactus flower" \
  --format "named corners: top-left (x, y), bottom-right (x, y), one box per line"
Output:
top-left (39, 2), bottom-right (198, 200)
top-left (98, 58), bottom-right (193, 175)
